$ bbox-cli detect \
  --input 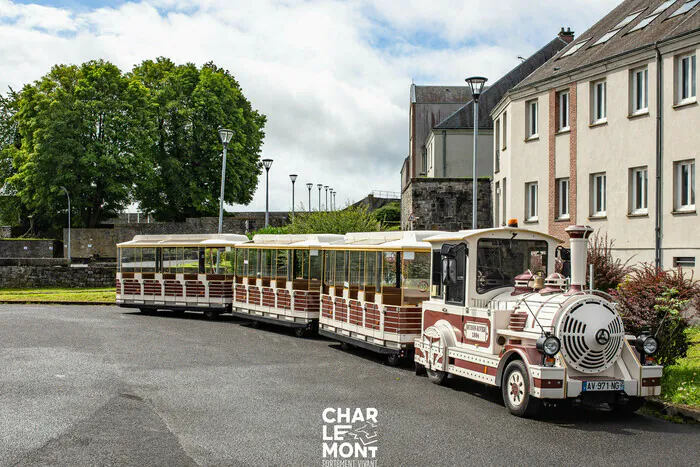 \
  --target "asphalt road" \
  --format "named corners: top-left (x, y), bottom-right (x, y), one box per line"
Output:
top-left (1, 304), bottom-right (699, 466)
